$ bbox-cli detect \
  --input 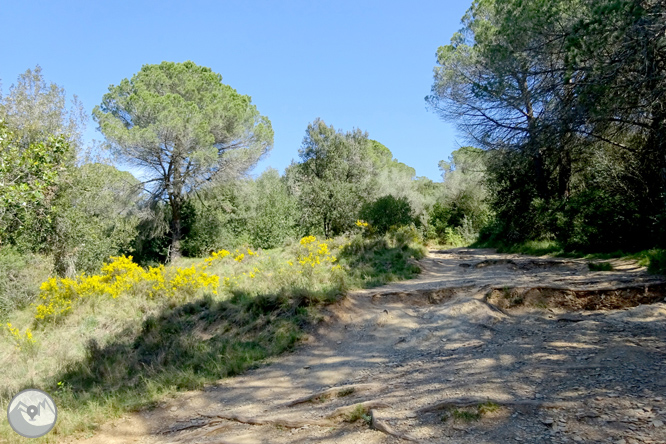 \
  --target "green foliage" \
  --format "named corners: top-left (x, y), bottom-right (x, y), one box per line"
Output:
top-left (60, 293), bottom-right (305, 398)
top-left (179, 191), bottom-right (245, 258)
top-left (428, 147), bottom-right (489, 245)
top-left (588, 262), bottom-right (613, 271)
top-left (478, 401), bottom-right (500, 415)
top-left (345, 404), bottom-right (372, 424)
top-left (0, 121), bottom-right (73, 252)
top-left (132, 208), bottom-right (172, 266)
top-left (366, 140), bottom-right (415, 178)
top-left (429, 0), bottom-right (666, 253)
top-left (364, 140), bottom-right (436, 221)
top-left (647, 250), bottom-right (666, 275)
top-left (50, 163), bottom-right (142, 275)
top-left (179, 169), bottom-right (298, 256)
top-left (481, 239), bottom-right (563, 256)
top-left (340, 232), bottom-right (424, 287)
top-left (360, 195), bottom-right (413, 235)
top-left (442, 401), bottom-right (500, 423)
top-left (0, 247), bottom-right (51, 318)
top-left (93, 61), bottom-right (274, 259)
top-left (247, 169), bottom-right (299, 249)
top-left (450, 408), bottom-right (481, 422)
top-left (337, 387), bottom-right (355, 397)
top-left (290, 119), bottom-right (373, 237)
top-left (0, 65), bottom-right (86, 151)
